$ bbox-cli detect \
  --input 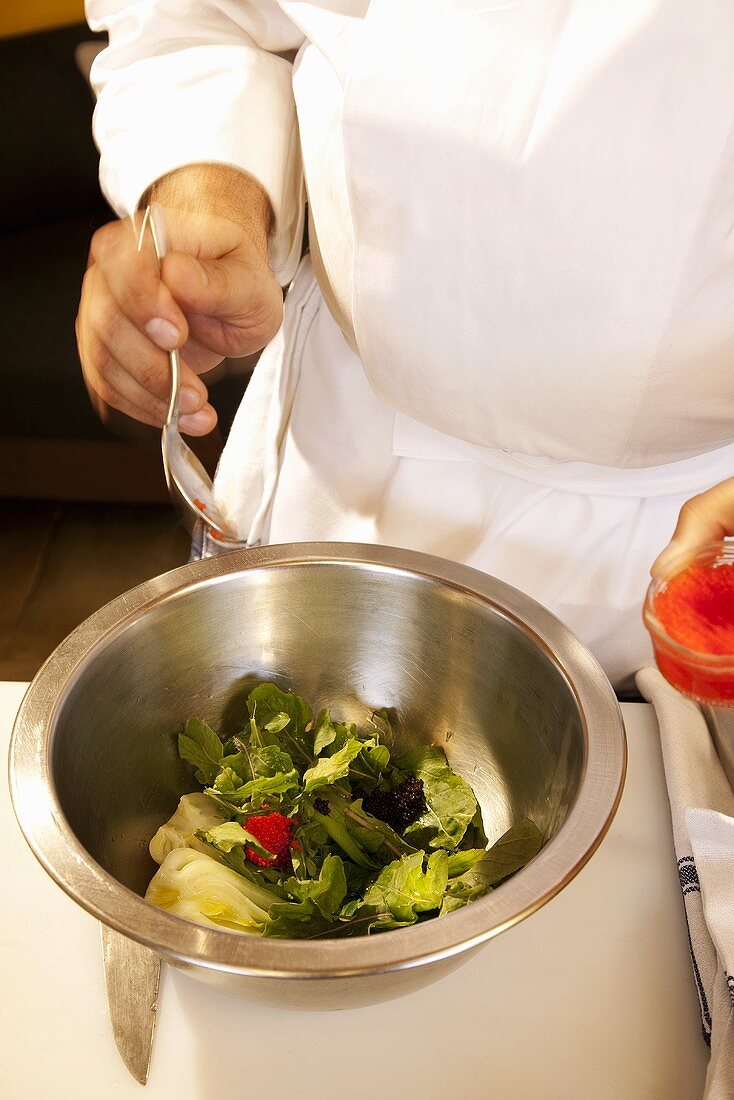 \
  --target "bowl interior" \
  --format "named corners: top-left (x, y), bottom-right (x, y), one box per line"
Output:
top-left (50, 560), bottom-right (585, 900)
